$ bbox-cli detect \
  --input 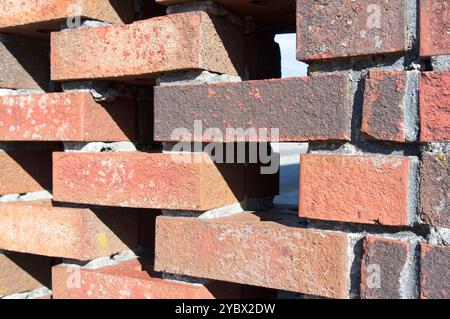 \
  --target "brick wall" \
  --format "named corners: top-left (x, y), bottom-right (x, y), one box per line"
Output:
top-left (0, 0), bottom-right (448, 299)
